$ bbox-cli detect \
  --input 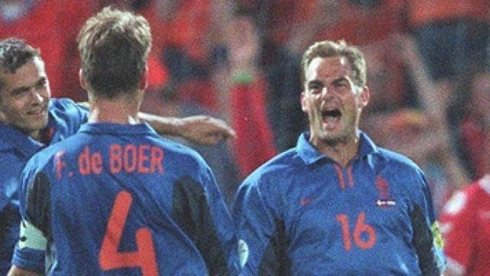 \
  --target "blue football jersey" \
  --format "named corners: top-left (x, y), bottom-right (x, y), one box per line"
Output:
top-left (0, 98), bottom-right (87, 274)
top-left (233, 132), bottom-right (445, 275)
top-left (13, 123), bottom-right (239, 275)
